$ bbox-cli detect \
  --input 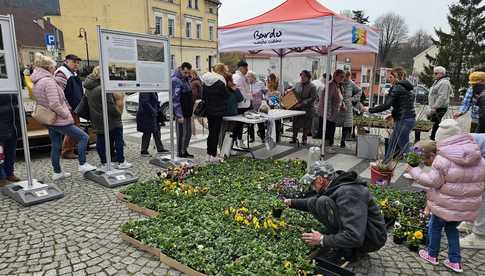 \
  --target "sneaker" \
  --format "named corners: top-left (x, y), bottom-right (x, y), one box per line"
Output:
top-left (157, 149), bottom-right (169, 154)
top-left (140, 151), bottom-right (151, 157)
top-left (418, 249), bottom-right (438, 265)
top-left (444, 260), bottom-right (463, 273)
top-left (99, 164), bottom-right (109, 172)
top-left (116, 161), bottom-right (133, 170)
top-left (79, 163), bottom-right (97, 173)
top-left (457, 222), bottom-right (473, 234)
top-left (403, 173), bottom-right (414, 180)
top-left (183, 152), bottom-right (194, 158)
top-left (460, 233), bottom-right (485, 249)
top-left (208, 155), bottom-right (222, 163)
top-left (53, 172), bottom-right (72, 181)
